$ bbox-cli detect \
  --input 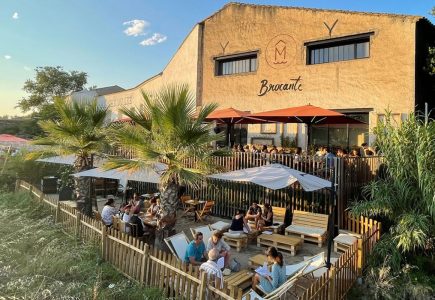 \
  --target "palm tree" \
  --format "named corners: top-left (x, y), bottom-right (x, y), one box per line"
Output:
top-left (105, 84), bottom-right (226, 230)
top-left (28, 98), bottom-right (110, 216)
